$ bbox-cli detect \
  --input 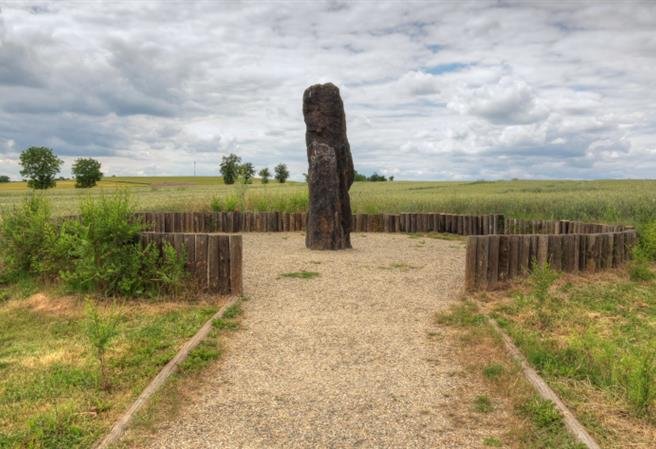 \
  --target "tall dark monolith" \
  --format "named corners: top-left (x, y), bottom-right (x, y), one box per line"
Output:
top-left (303, 83), bottom-right (354, 250)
